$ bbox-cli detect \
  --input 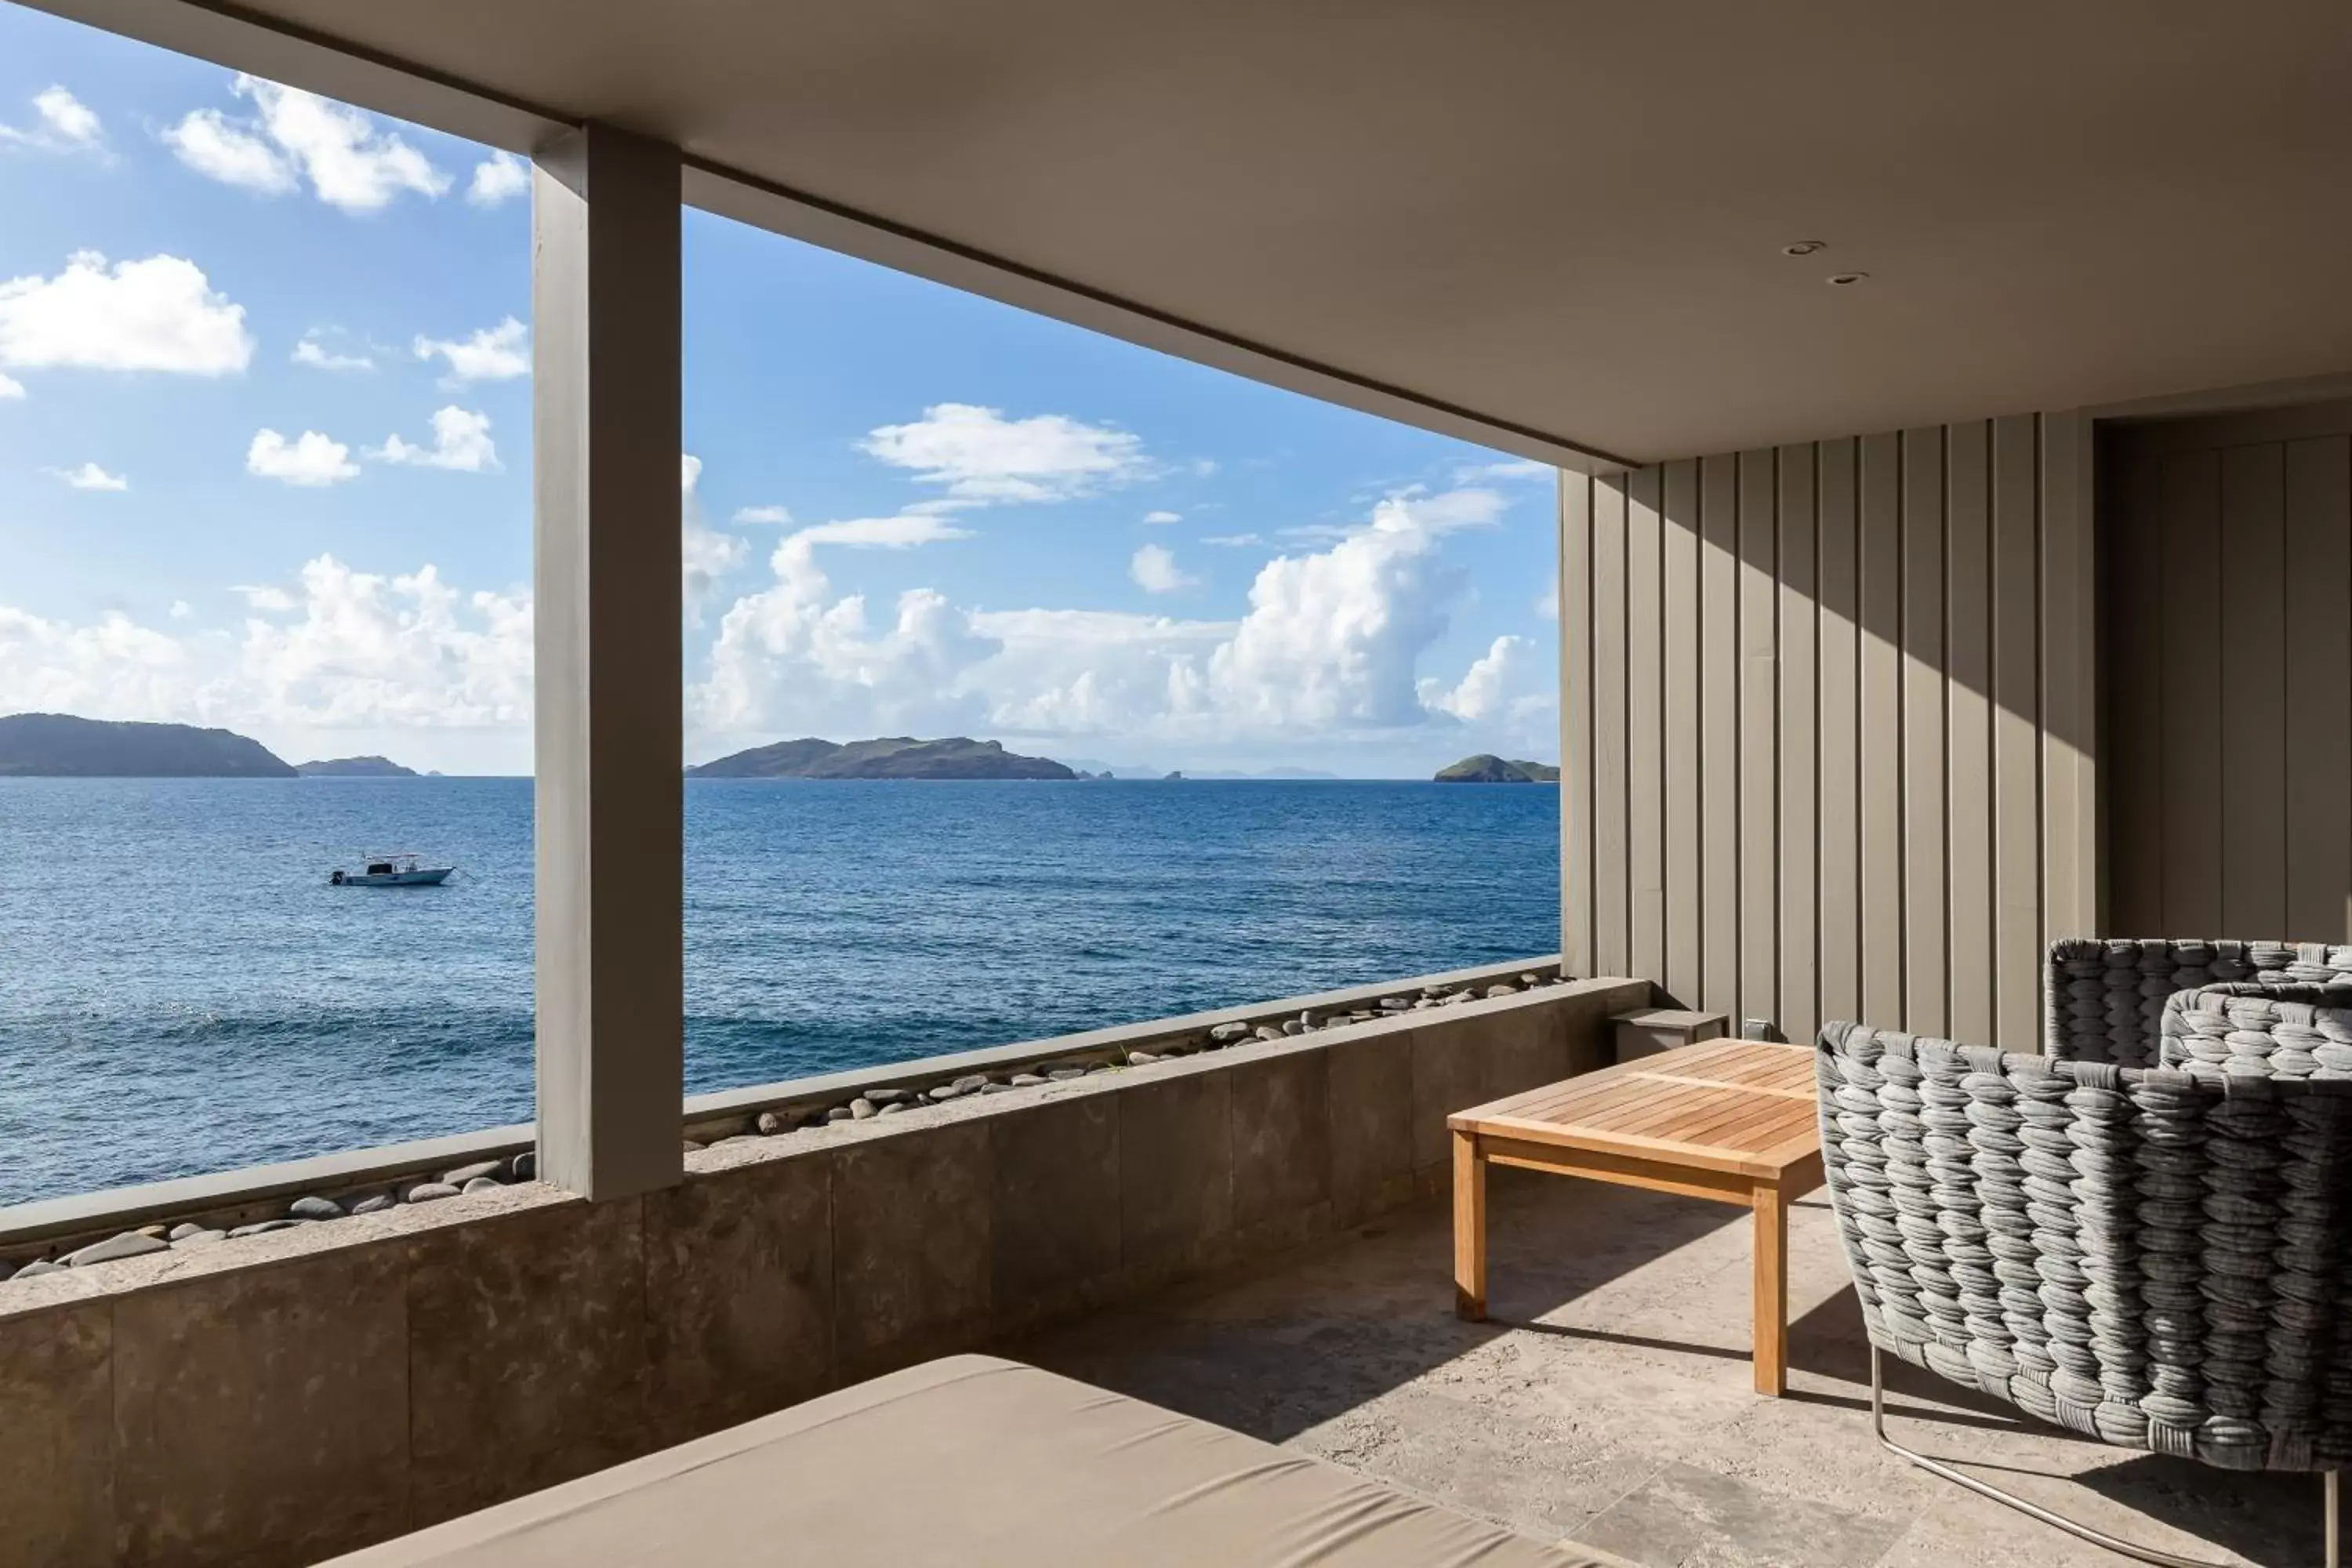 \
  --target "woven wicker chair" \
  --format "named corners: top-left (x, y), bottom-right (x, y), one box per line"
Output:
top-left (2045, 937), bottom-right (2352, 1067)
top-left (1819, 959), bottom-right (2352, 1566)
